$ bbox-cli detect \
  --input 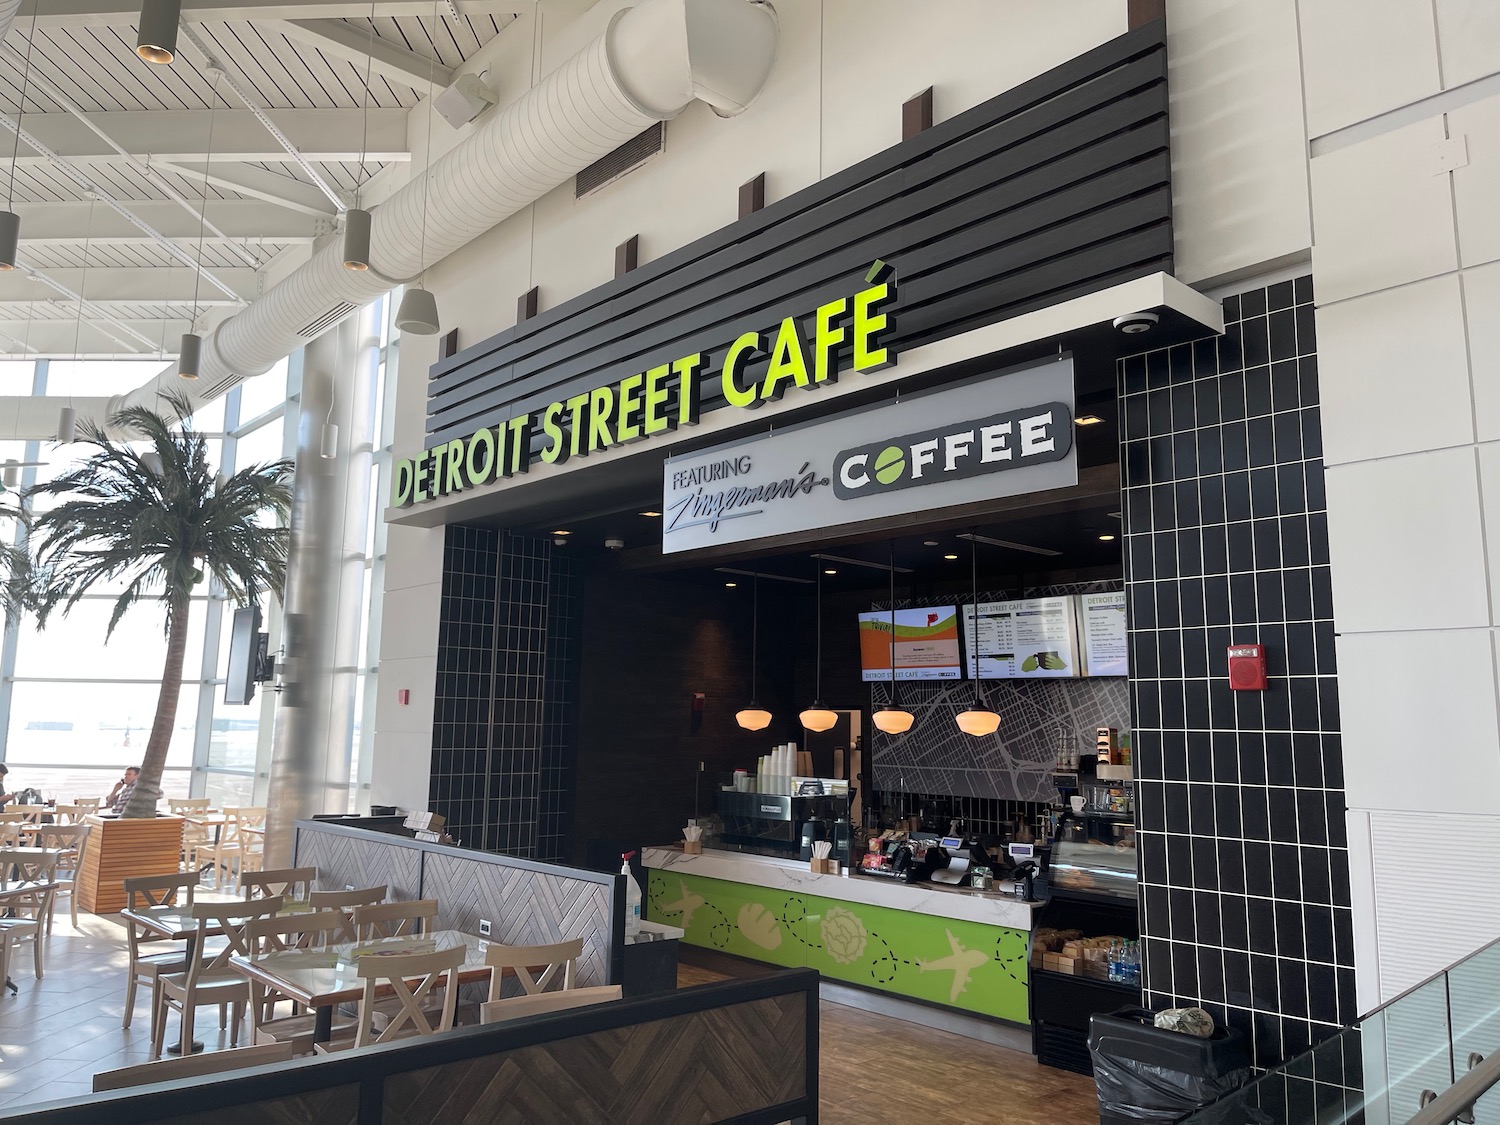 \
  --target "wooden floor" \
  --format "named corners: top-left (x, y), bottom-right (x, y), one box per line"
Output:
top-left (680, 957), bottom-right (1101, 1125)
